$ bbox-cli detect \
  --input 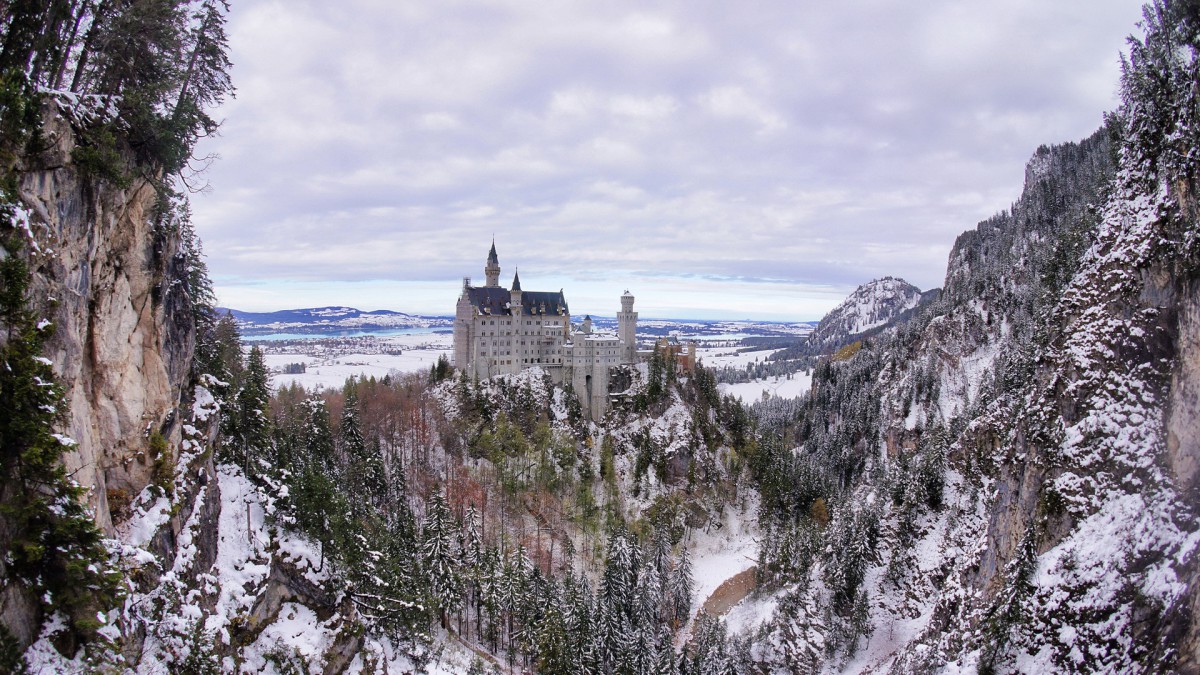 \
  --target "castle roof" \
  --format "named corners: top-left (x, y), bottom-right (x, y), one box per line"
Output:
top-left (512, 269), bottom-right (521, 291)
top-left (487, 240), bottom-right (498, 265)
top-left (465, 286), bottom-right (568, 316)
